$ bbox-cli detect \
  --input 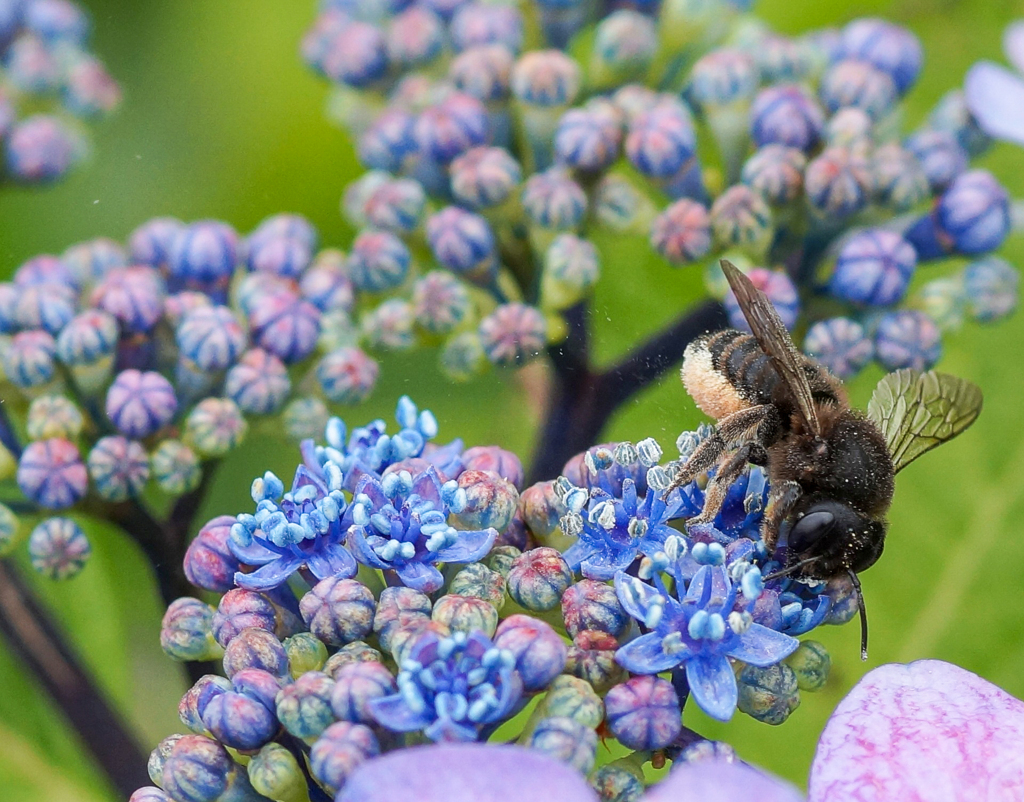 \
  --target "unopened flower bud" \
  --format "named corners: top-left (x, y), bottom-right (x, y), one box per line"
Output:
top-left (561, 579), bottom-right (629, 639)
top-left (331, 661), bottom-right (398, 726)
top-left (784, 640), bottom-right (831, 692)
top-left (737, 663), bottom-right (801, 725)
top-left (276, 671), bottom-right (336, 742)
top-left (527, 716), bottom-right (597, 775)
top-left (507, 547), bottom-right (573, 611)
top-left (222, 628), bottom-right (289, 680)
top-left (432, 594), bottom-right (499, 636)
top-left (493, 614), bottom-right (567, 691)
top-left (161, 598), bottom-right (222, 663)
top-left (300, 577), bottom-right (376, 647)
top-left (605, 675), bottom-right (681, 750)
